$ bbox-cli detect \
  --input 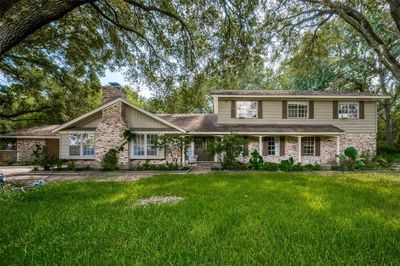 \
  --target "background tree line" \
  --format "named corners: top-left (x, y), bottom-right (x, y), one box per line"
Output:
top-left (0, 0), bottom-right (399, 150)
